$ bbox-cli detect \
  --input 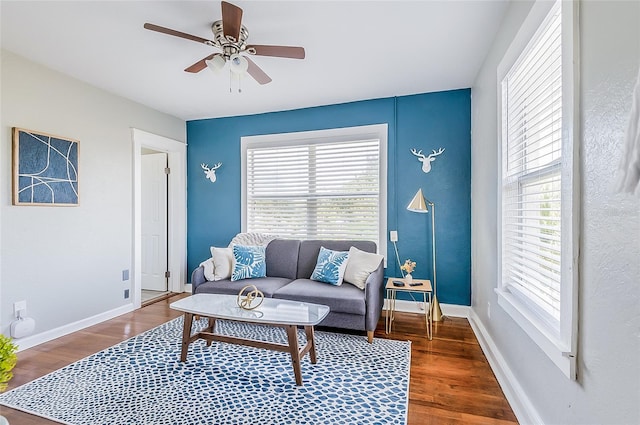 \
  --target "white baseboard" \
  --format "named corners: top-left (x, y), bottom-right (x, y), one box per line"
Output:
top-left (383, 299), bottom-right (470, 318)
top-left (14, 304), bottom-right (135, 351)
top-left (468, 309), bottom-right (543, 425)
top-left (183, 283), bottom-right (192, 293)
